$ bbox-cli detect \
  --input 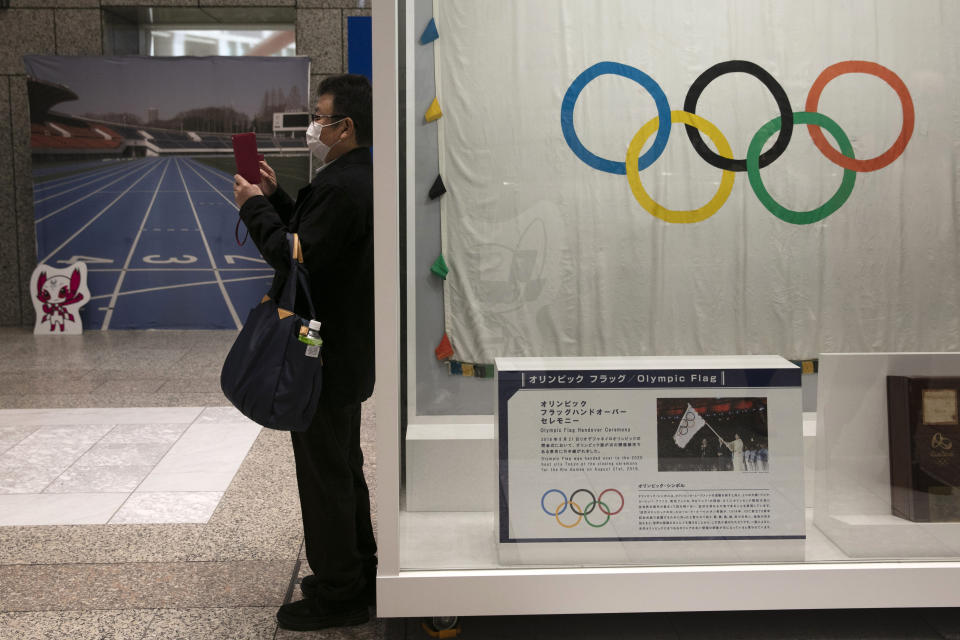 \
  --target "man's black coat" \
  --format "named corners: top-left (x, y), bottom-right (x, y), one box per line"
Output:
top-left (238, 147), bottom-right (374, 406)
